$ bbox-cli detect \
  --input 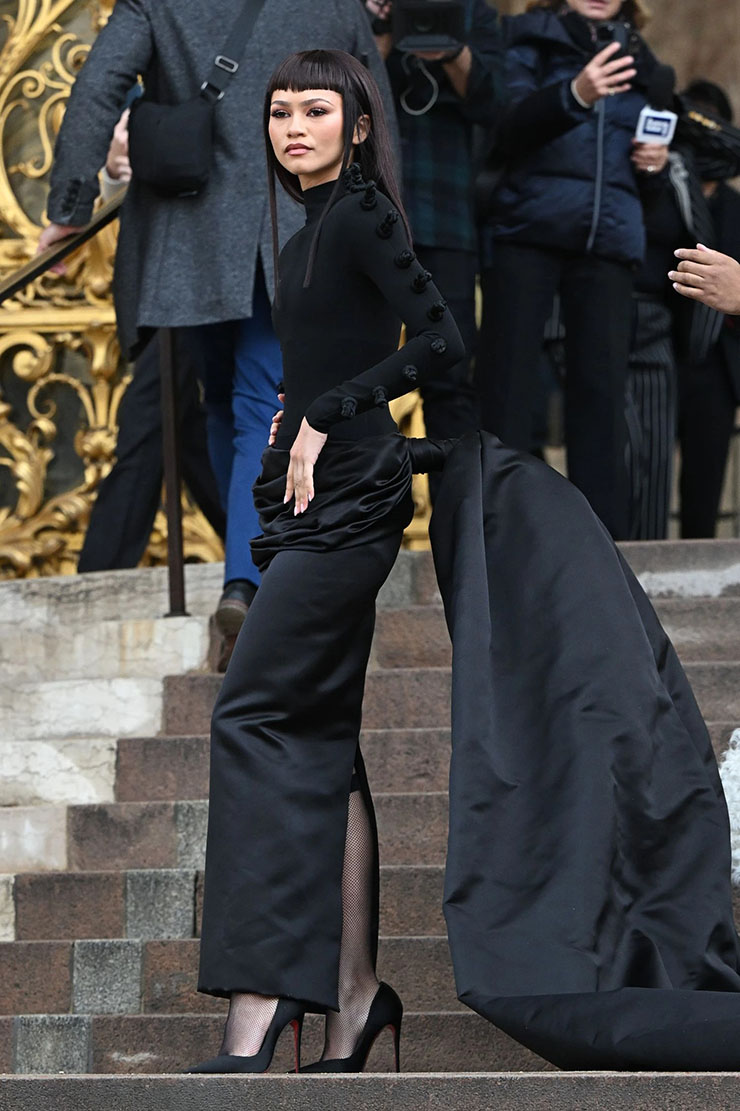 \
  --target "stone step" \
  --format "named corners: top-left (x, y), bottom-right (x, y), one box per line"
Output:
top-left (3, 1074), bottom-right (740, 1111)
top-left (3, 1011), bottom-right (544, 1075)
top-left (5, 720), bottom-right (737, 877)
top-left (653, 598), bottom-right (740, 661)
top-left (372, 597), bottom-right (740, 670)
top-left (11, 862), bottom-right (740, 946)
top-left (115, 720), bottom-right (738, 805)
top-left (161, 670), bottom-right (453, 737)
top-left (0, 936), bottom-right (459, 1017)
top-left (9, 865), bottom-right (447, 943)
top-left (162, 663), bottom-right (740, 737)
top-left (115, 728), bottom-right (452, 802)
top-left (65, 794), bottom-right (449, 874)
top-left (0, 615), bottom-right (209, 685)
top-left (623, 538), bottom-right (740, 598)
